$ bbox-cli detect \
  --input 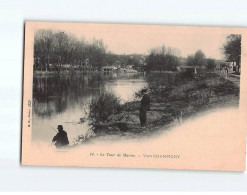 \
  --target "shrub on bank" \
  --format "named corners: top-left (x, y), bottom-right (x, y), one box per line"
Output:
top-left (89, 91), bottom-right (122, 123)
